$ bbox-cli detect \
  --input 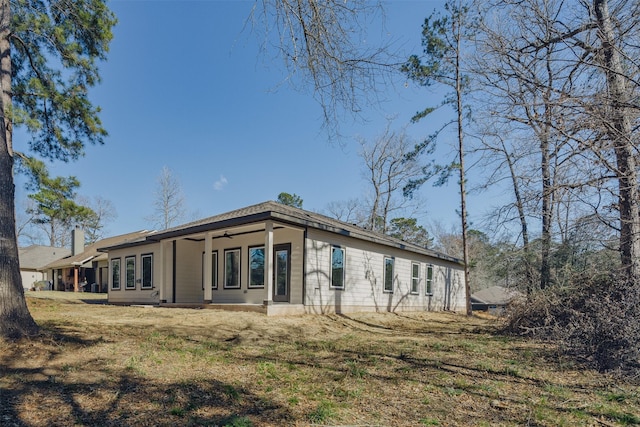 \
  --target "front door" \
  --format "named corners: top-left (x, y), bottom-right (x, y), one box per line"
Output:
top-left (273, 244), bottom-right (290, 302)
